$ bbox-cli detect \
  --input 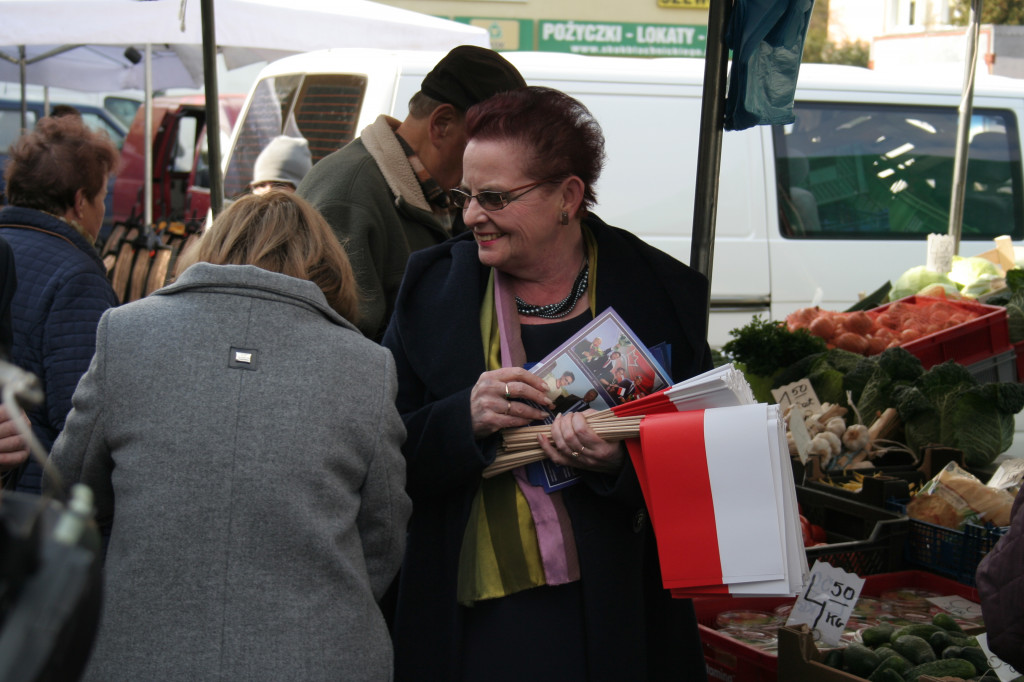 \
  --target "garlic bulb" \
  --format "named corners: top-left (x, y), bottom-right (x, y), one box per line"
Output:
top-left (842, 423), bottom-right (870, 453)
top-left (825, 417), bottom-right (846, 437)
